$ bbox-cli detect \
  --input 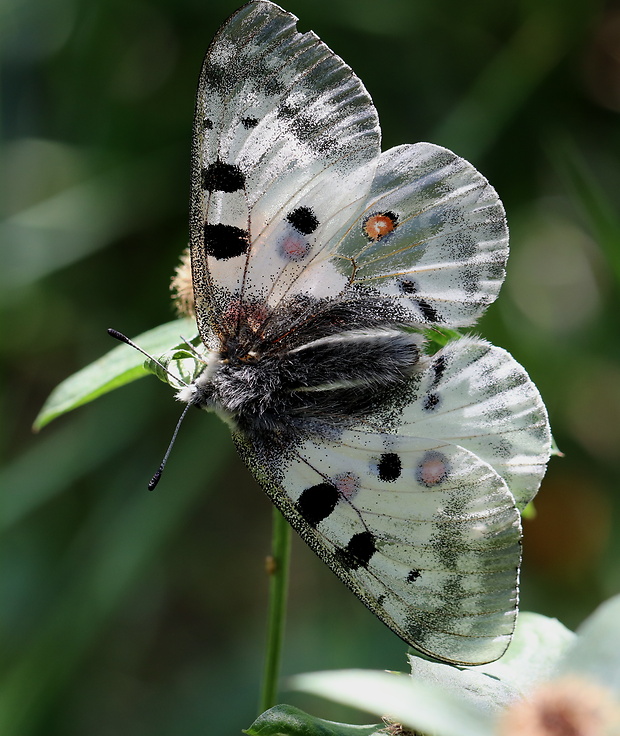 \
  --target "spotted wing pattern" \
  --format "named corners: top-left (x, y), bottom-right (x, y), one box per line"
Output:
top-left (237, 338), bottom-right (551, 664)
top-left (230, 338), bottom-right (551, 664)
top-left (231, 336), bottom-right (549, 664)
top-left (235, 426), bottom-right (521, 665)
top-left (190, 2), bottom-right (510, 344)
top-left (335, 144), bottom-right (509, 327)
top-left (190, 0), bottom-right (380, 340)
top-left (248, 142), bottom-right (509, 323)
top-left (369, 337), bottom-right (551, 510)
